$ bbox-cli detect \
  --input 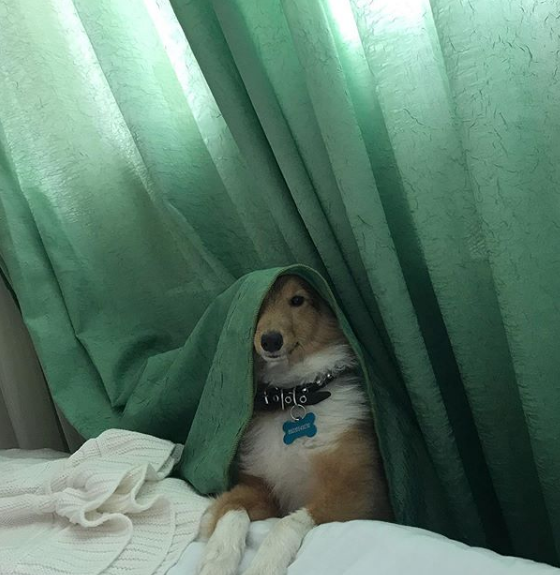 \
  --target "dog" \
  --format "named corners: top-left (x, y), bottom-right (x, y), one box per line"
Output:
top-left (198, 274), bottom-right (392, 575)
